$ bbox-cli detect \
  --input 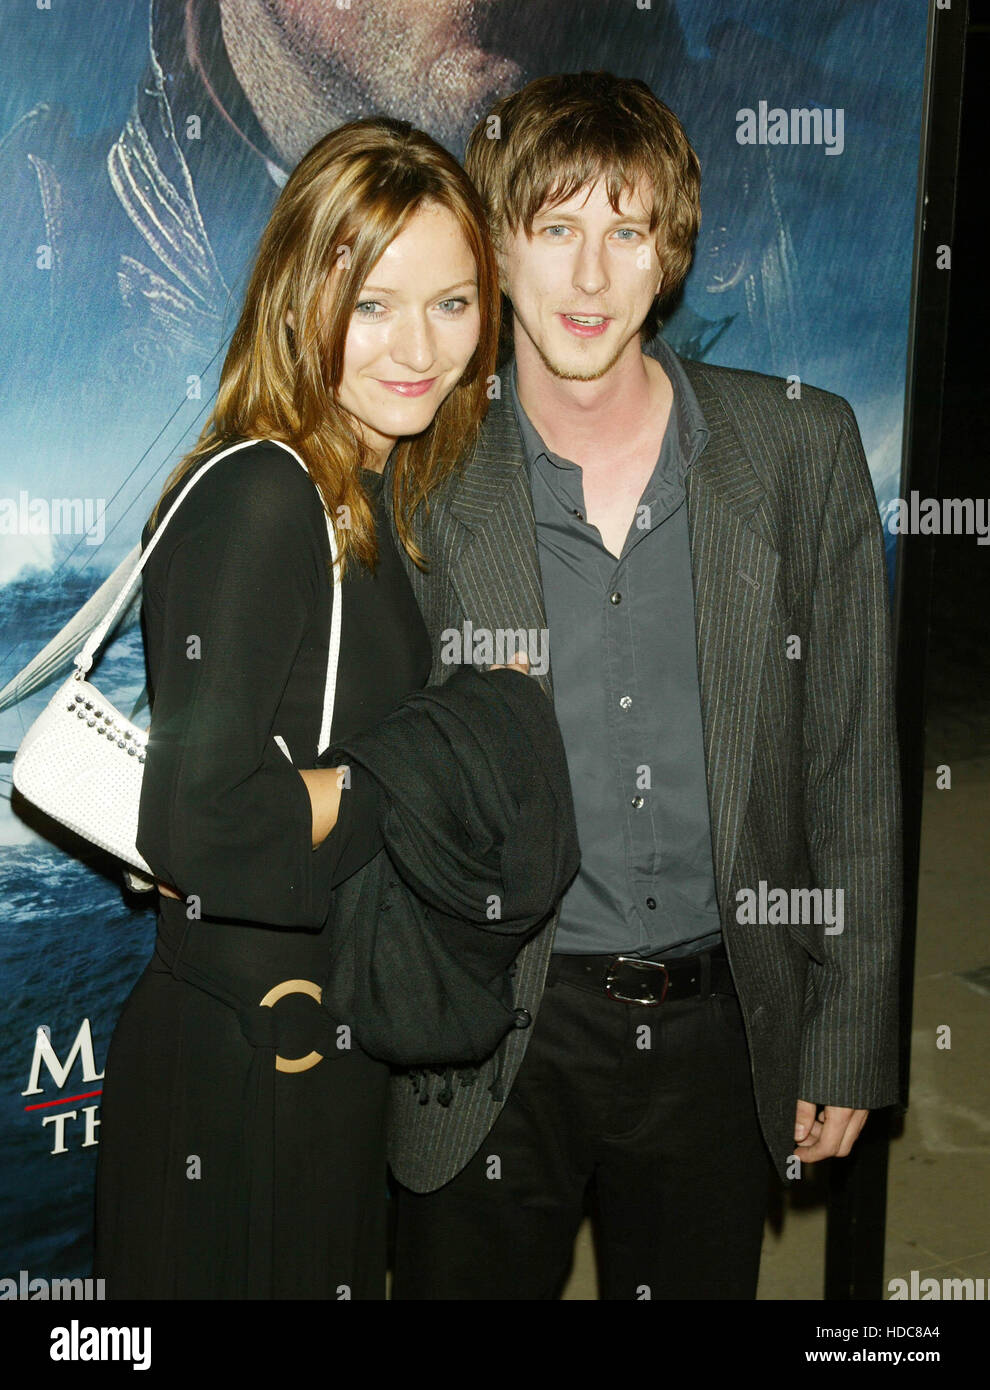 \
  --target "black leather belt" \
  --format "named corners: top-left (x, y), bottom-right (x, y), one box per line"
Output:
top-left (549, 942), bottom-right (734, 1006)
